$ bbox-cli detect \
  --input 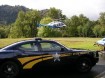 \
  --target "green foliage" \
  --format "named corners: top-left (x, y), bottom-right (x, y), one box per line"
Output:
top-left (79, 14), bottom-right (89, 25)
top-left (70, 15), bottom-right (80, 26)
top-left (93, 25), bottom-right (100, 37)
top-left (40, 17), bottom-right (53, 24)
top-left (25, 10), bottom-right (41, 37)
top-left (0, 25), bottom-right (10, 38)
top-left (1, 6), bottom-right (105, 38)
top-left (82, 21), bottom-right (93, 37)
top-left (65, 15), bottom-right (89, 37)
top-left (65, 14), bottom-right (96, 37)
top-left (99, 12), bottom-right (105, 26)
top-left (0, 27), bottom-right (5, 38)
top-left (99, 26), bottom-right (105, 37)
top-left (93, 25), bottom-right (105, 38)
top-left (46, 7), bottom-right (65, 19)
top-left (77, 25), bottom-right (82, 37)
top-left (47, 7), bottom-right (60, 19)
top-left (9, 10), bottom-right (41, 38)
top-left (38, 26), bottom-right (62, 37)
